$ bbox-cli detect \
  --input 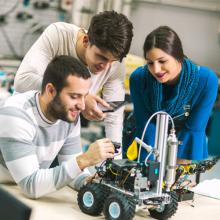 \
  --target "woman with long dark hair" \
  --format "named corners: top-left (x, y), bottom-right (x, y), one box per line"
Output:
top-left (129, 26), bottom-right (218, 164)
